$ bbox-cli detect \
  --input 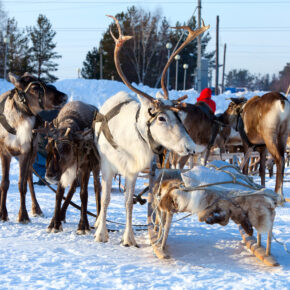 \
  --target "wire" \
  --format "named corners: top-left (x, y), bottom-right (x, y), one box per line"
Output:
top-left (3, 1), bottom-right (290, 4)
